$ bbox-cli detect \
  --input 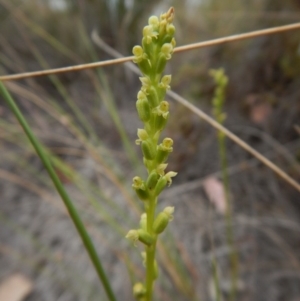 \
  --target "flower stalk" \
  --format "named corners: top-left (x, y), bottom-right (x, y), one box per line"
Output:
top-left (125, 7), bottom-right (177, 301)
top-left (210, 68), bottom-right (238, 301)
